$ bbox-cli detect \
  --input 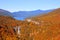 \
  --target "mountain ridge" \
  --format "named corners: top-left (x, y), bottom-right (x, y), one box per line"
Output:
top-left (13, 9), bottom-right (53, 20)
top-left (26, 8), bottom-right (60, 21)
top-left (0, 9), bottom-right (13, 17)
